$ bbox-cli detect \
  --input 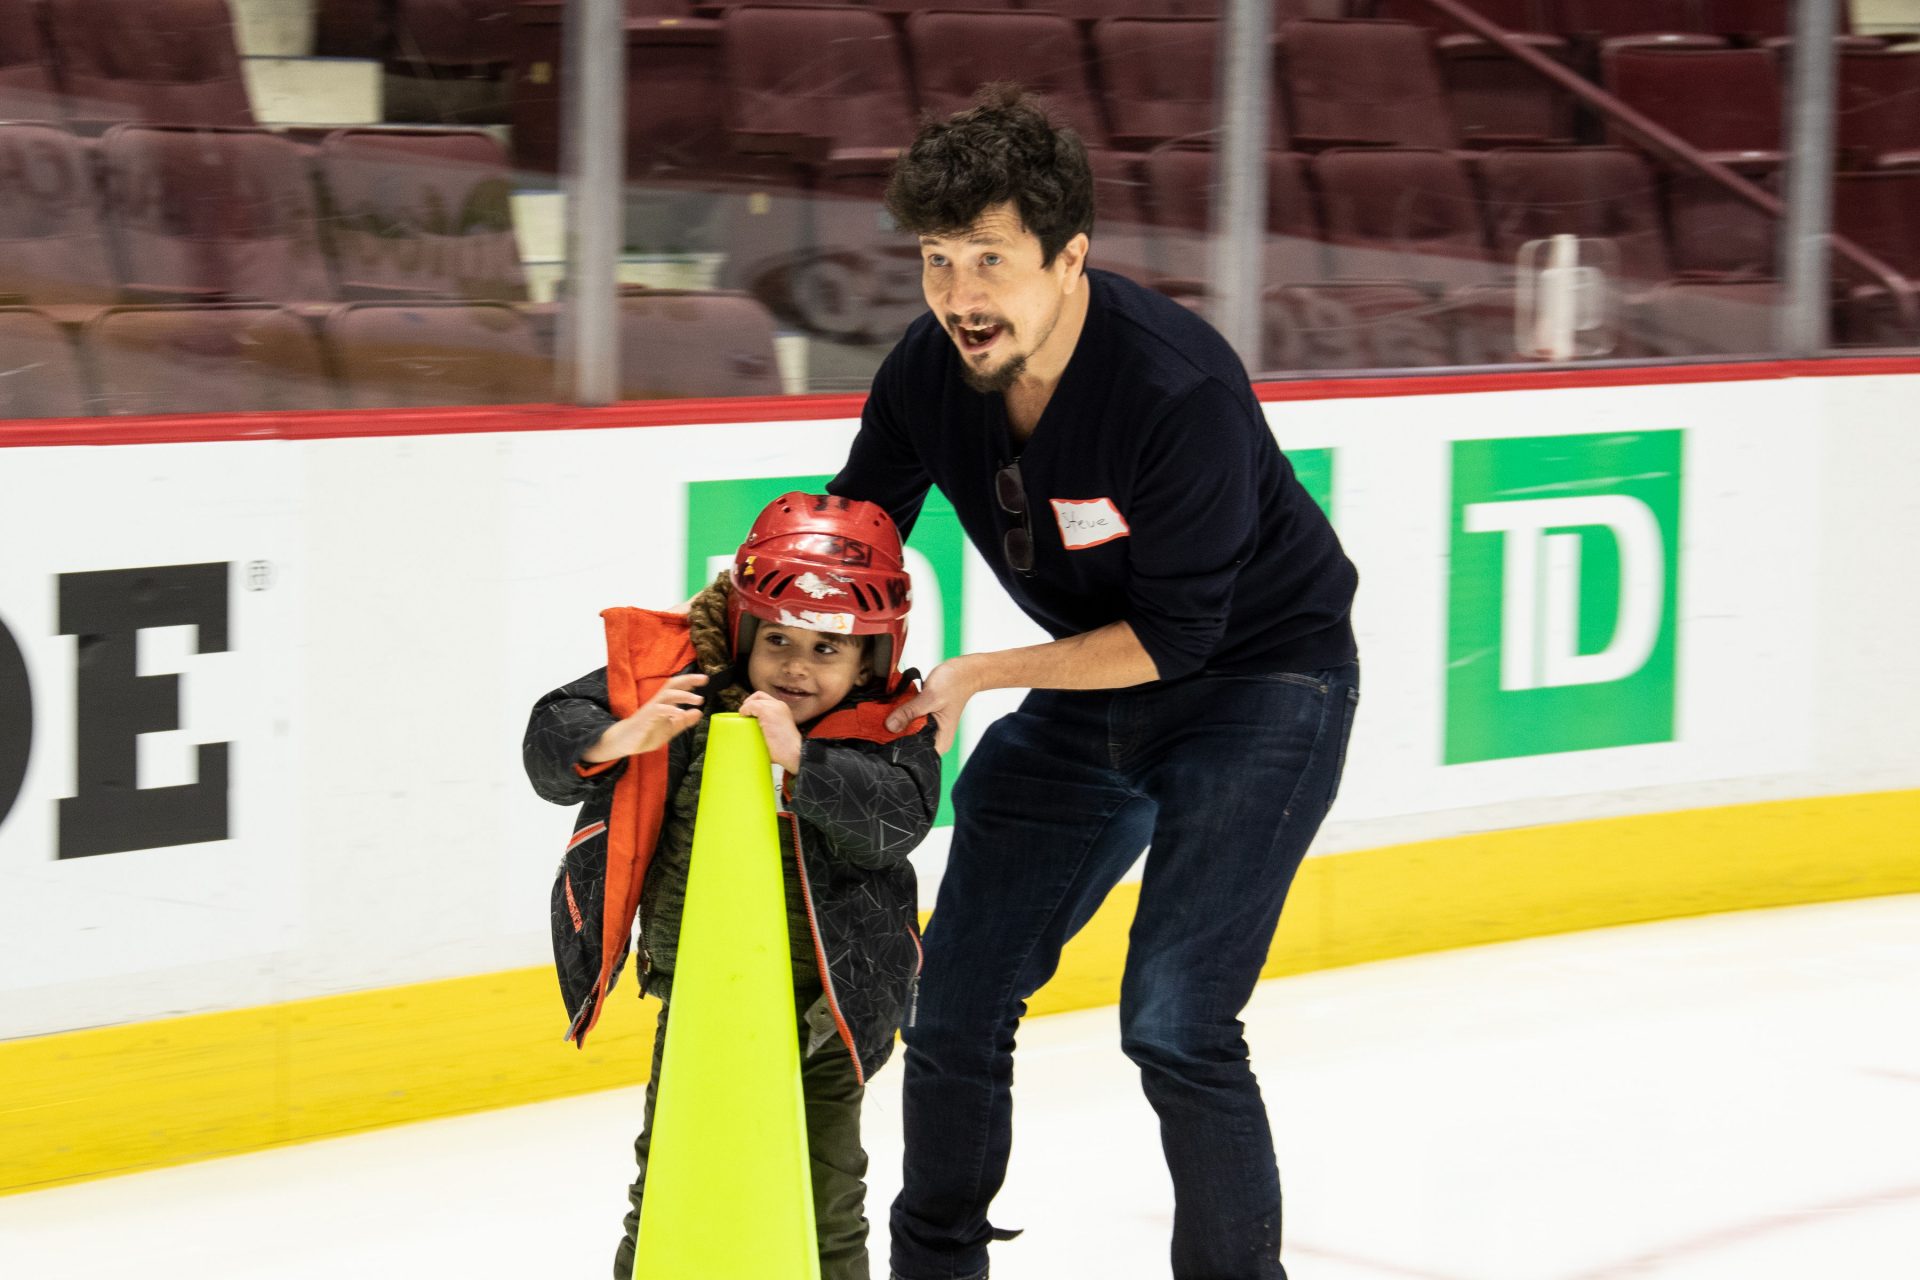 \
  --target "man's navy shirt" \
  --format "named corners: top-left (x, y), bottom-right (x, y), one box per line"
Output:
top-left (830, 269), bottom-right (1358, 680)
